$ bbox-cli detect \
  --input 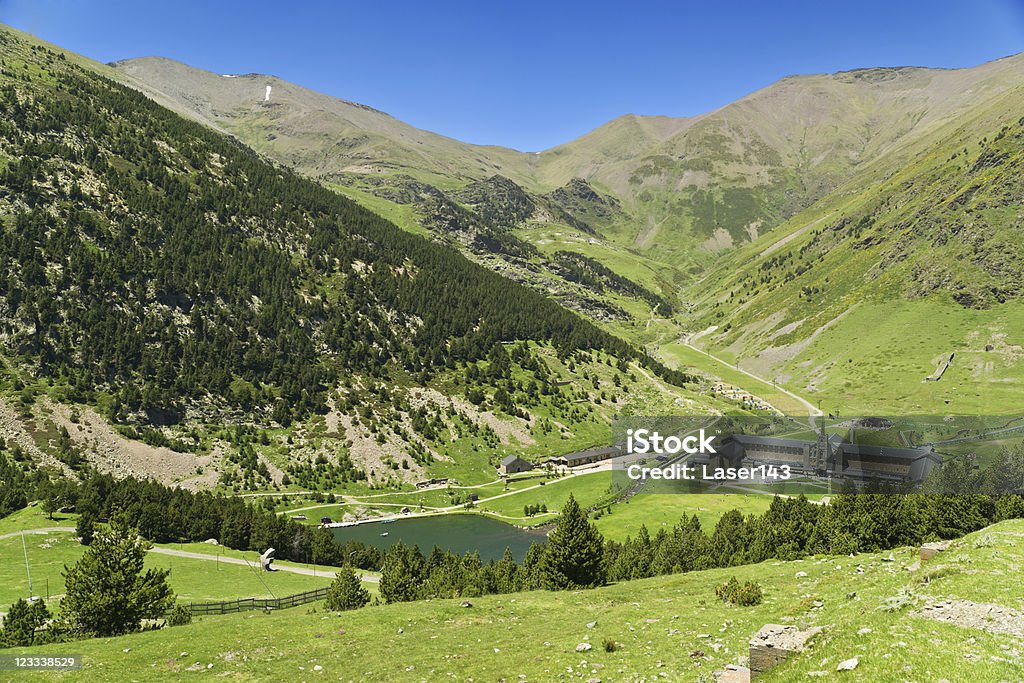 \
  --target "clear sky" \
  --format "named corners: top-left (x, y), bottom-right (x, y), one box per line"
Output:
top-left (2, 0), bottom-right (1024, 151)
